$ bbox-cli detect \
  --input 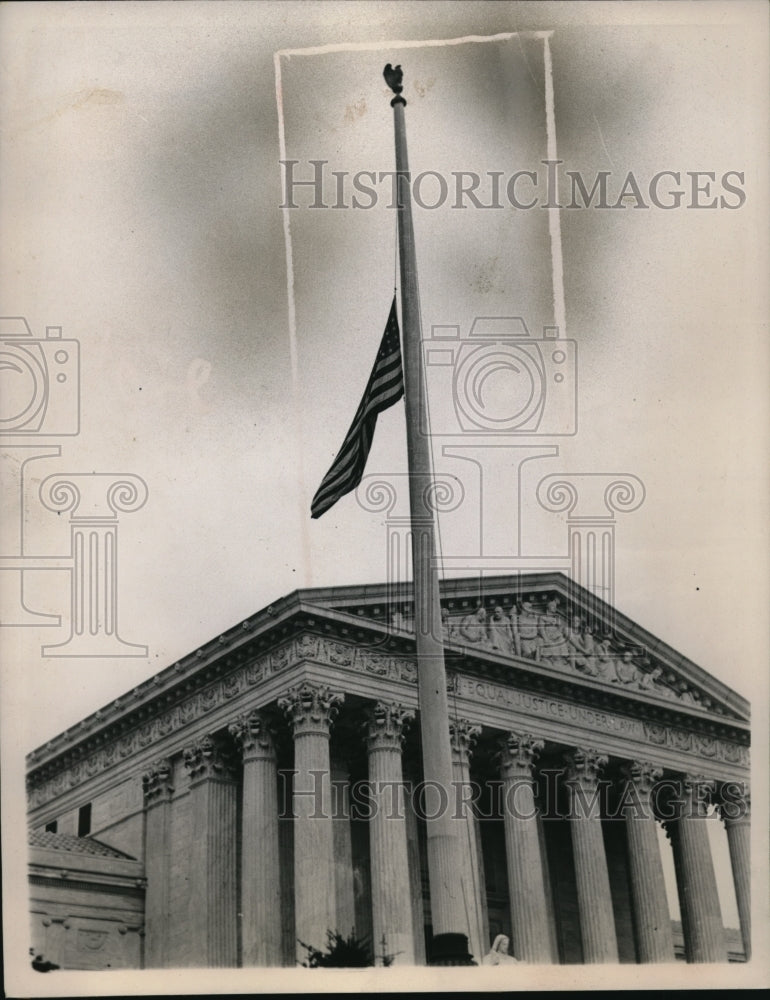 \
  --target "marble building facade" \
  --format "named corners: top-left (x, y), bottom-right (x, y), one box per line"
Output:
top-left (26, 572), bottom-right (750, 968)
